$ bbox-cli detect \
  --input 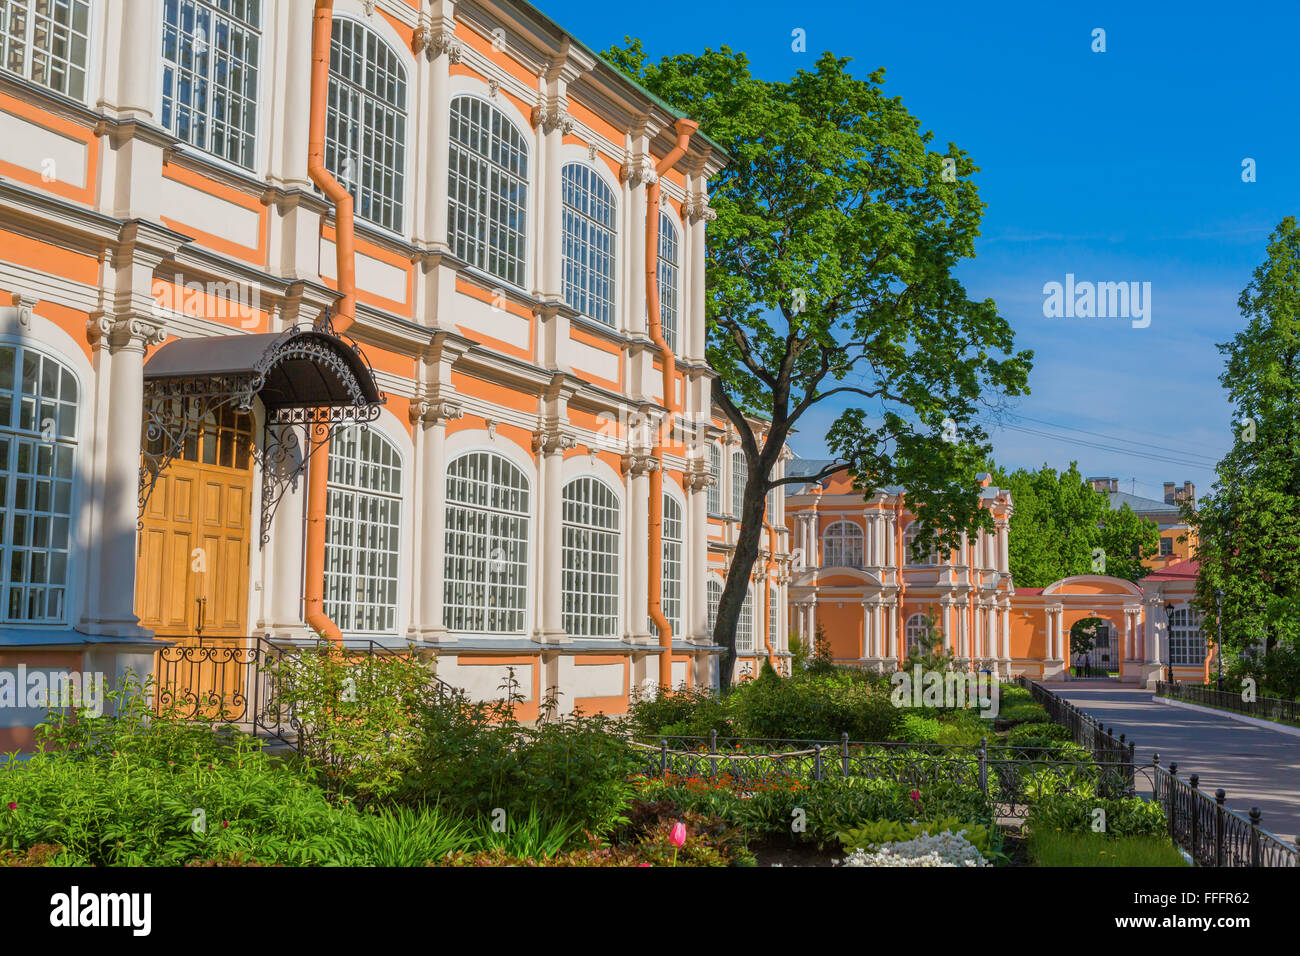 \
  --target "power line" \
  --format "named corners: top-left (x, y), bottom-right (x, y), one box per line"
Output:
top-left (981, 419), bottom-right (1221, 470)
top-left (998, 411), bottom-right (1222, 465)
